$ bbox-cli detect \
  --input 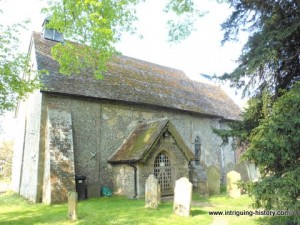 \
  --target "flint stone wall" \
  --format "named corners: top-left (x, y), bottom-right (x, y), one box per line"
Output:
top-left (43, 108), bottom-right (76, 204)
top-left (137, 131), bottom-right (189, 198)
top-left (15, 92), bottom-right (237, 202)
